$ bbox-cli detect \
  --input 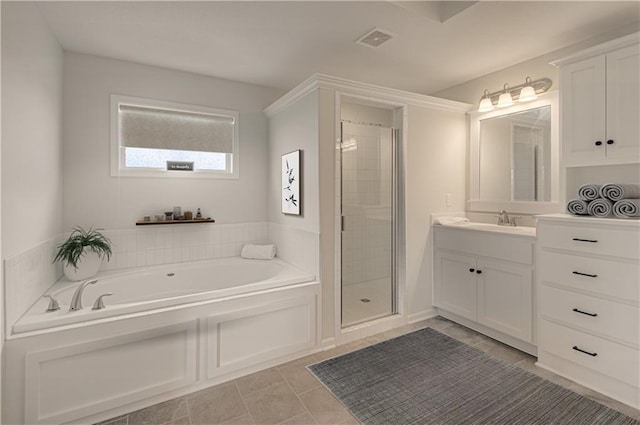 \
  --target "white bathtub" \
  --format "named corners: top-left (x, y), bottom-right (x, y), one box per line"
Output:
top-left (13, 257), bottom-right (315, 334)
top-left (5, 256), bottom-right (320, 425)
